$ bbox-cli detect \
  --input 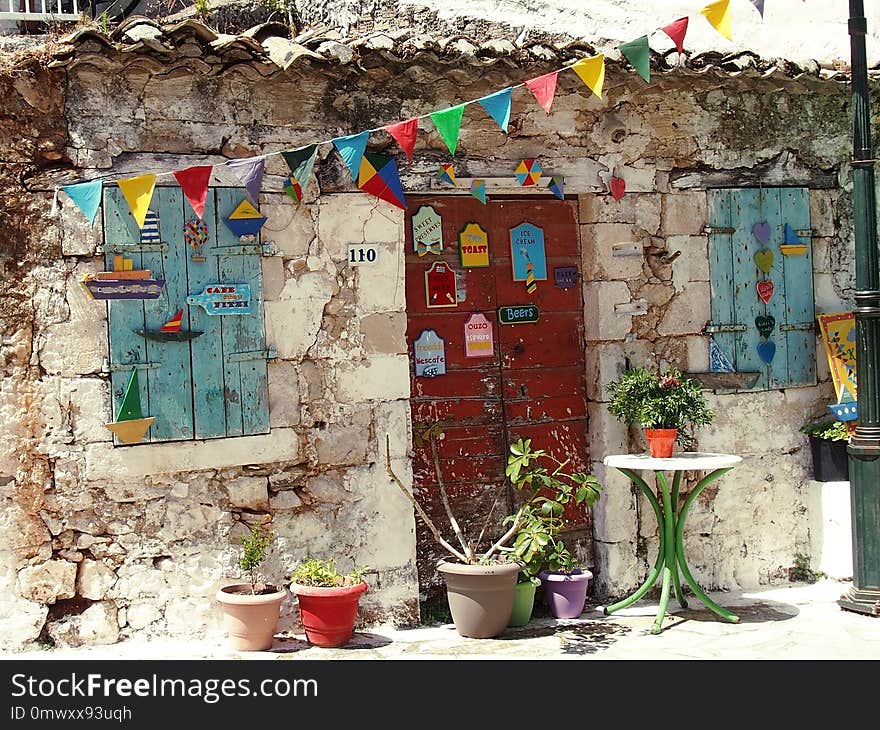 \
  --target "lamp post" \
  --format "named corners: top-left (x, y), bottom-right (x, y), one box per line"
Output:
top-left (840, 0), bottom-right (880, 616)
